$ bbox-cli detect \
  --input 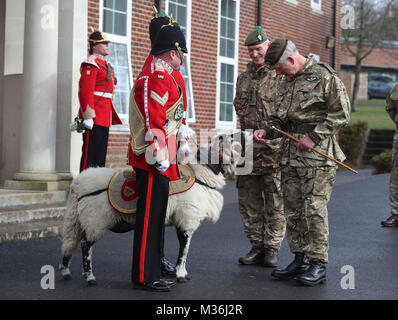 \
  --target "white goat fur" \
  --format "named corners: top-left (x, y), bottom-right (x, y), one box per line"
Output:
top-left (60, 137), bottom-right (242, 284)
